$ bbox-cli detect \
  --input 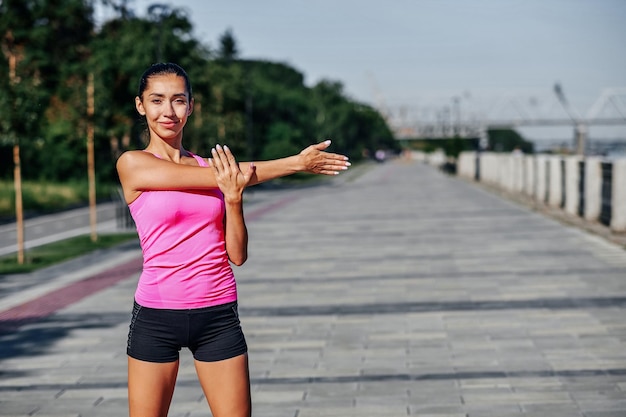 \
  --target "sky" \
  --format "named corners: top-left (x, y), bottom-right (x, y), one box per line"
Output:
top-left (98, 0), bottom-right (626, 145)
